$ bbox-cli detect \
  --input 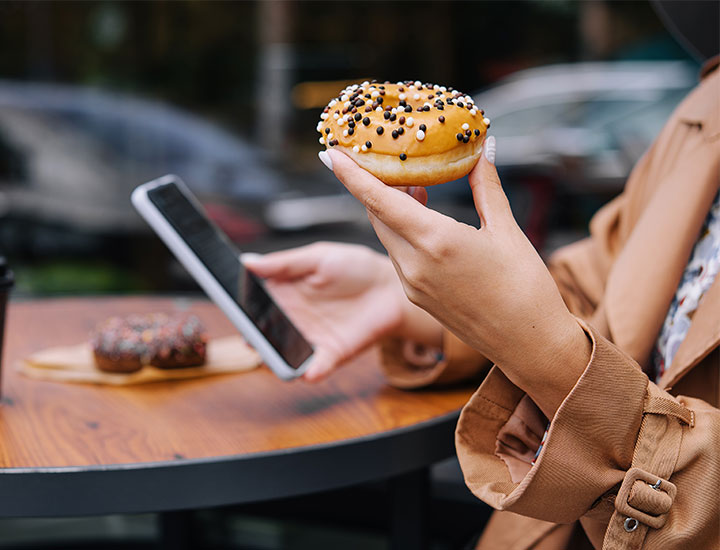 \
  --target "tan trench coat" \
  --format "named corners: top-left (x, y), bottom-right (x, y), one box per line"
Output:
top-left (381, 59), bottom-right (720, 550)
